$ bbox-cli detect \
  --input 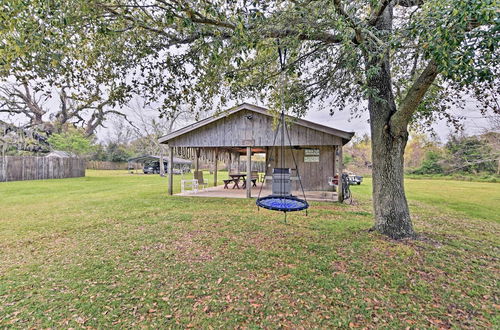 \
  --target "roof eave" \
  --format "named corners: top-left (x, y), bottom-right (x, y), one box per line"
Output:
top-left (158, 103), bottom-right (355, 144)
